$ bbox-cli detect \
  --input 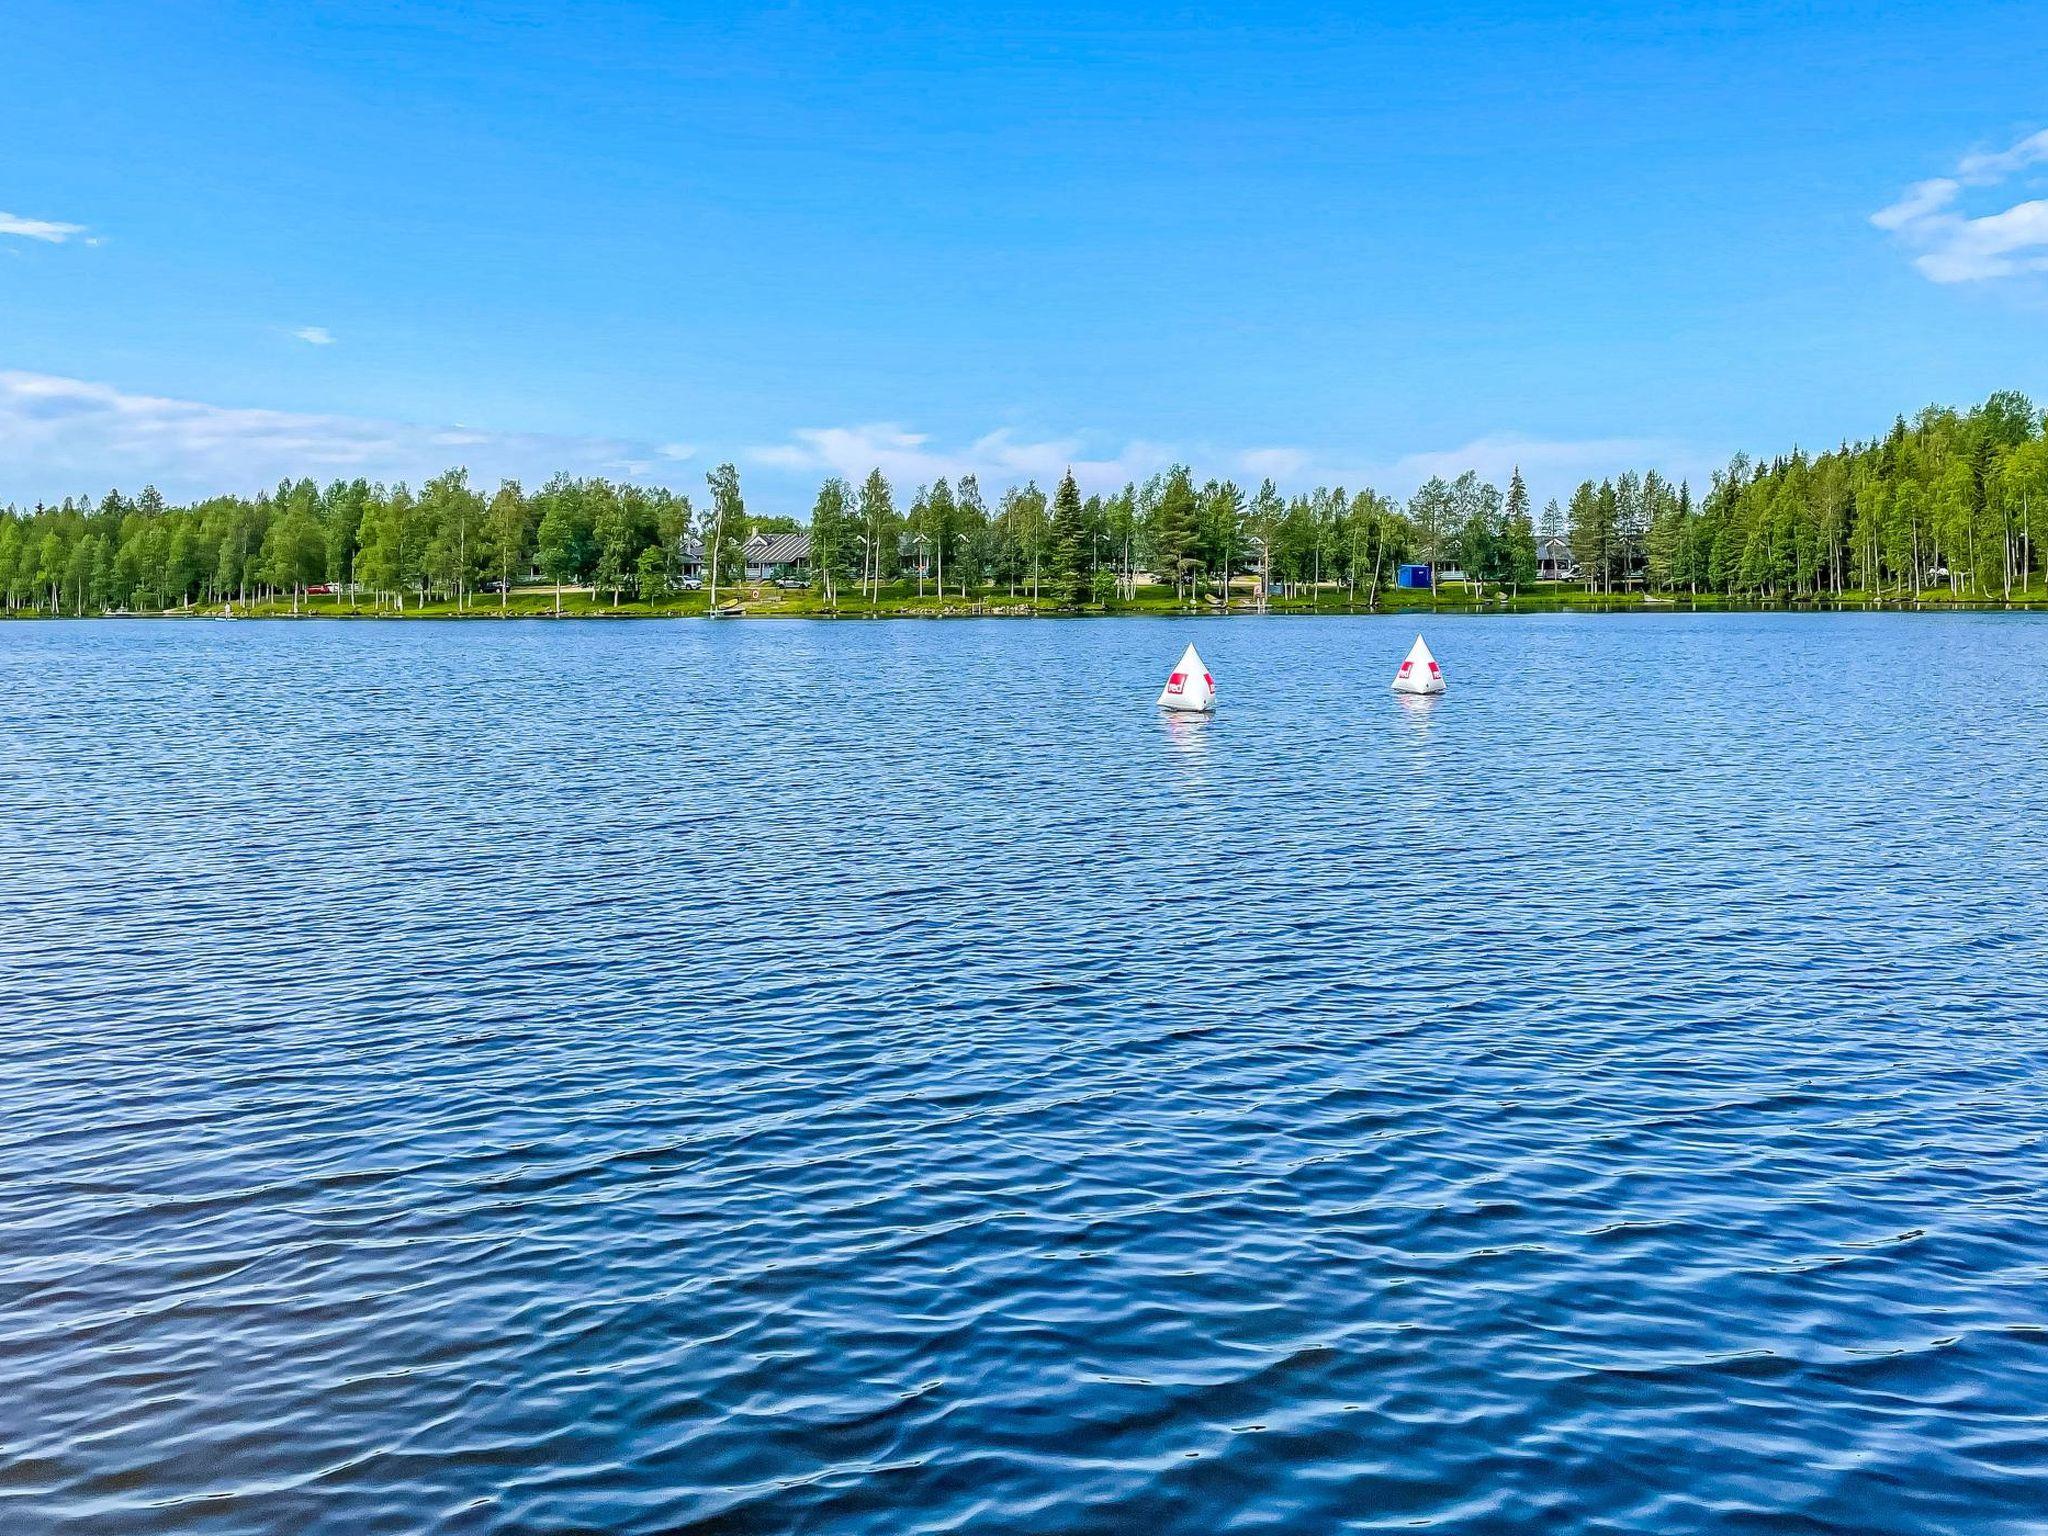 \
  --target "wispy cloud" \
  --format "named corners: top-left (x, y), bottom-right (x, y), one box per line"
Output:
top-left (1873, 129), bottom-right (2048, 283)
top-left (0, 370), bottom-right (681, 501)
top-left (0, 372), bottom-right (1711, 513)
top-left (1209, 433), bottom-right (1717, 510)
top-left (291, 326), bottom-right (336, 346)
top-left (1236, 446), bottom-right (1311, 479)
top-left (748, 421), bottom-right (1707, 509)
top-left (748, 423), bottom-right (1176, 493)
top-left (0, 211), bottom-right (92, 244)
top-left (1384, 433), bottom-right (1705, 490)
